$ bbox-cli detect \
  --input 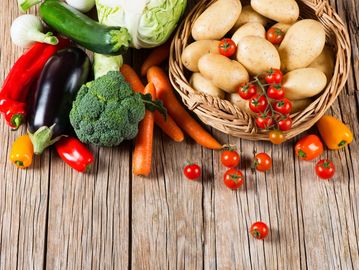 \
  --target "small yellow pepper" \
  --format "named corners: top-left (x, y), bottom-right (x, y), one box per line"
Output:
top-left (10, 134), bottom-right (34, 169)
top-left (316, 115), bottom-right (353, 150)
